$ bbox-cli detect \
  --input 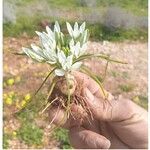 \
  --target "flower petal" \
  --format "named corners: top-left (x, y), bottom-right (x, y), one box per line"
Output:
top-left (71, 62), bottom-right (82, 70)
top-left (57, 50), bottom-right (66, 65)
top-left (22, 47), bottom-right (45, 62)
top-left (74, 22), bottom-right (79, 33)
top-left (79, 43), bottom-right (87, 56)
top-left (54, 21), bottom-right (60, 33)
top-left (74, 42), bottom-right (80, 58)
top-left (80, 22), bottom-right (86, 33)
top-left (66, 22), bottom-right (73, 37)
top-left (46, 60), bottom-right (56, 64)
top-left (55, 69), bottom-right (65, 76)
top-left (46, 26), bottom-right (54, 38)
top-left (69, 39), bottom-right (74, 47)
top-left (66, 55), bottom-right (73, 70)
